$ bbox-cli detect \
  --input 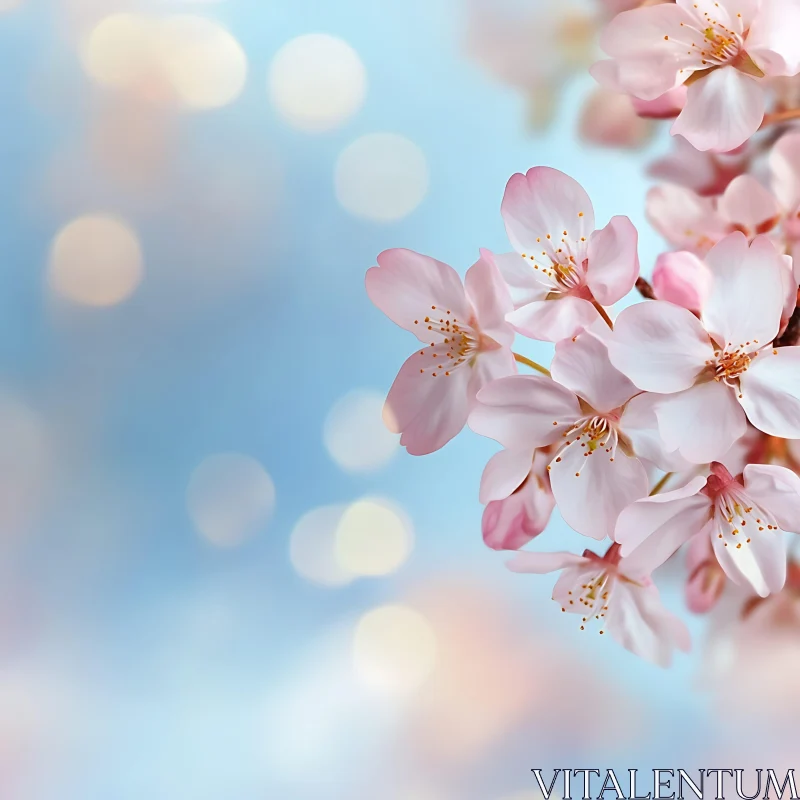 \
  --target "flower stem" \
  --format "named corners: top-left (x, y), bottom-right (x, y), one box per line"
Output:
top-left (593, 301), bottom-right (614, 330)
top-left (513, 352), bottom-right (551, 377)
top-left (649, 472), bottom-right (673, 496)
top-left (761, 108), bottom-right (800, 129)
